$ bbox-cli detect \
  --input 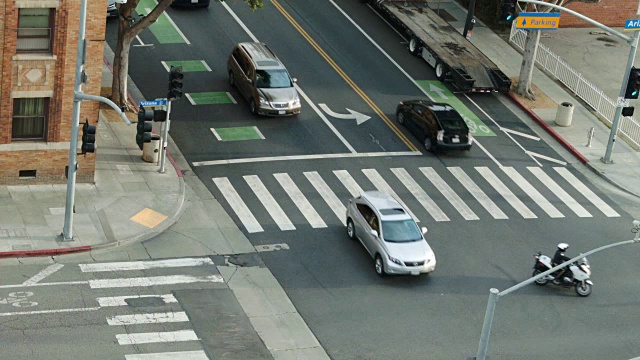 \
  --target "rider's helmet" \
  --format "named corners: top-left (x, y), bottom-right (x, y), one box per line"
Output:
top-left (557, 243), bottom-right (569, 251)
